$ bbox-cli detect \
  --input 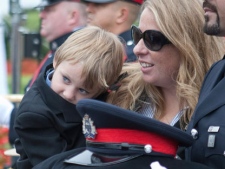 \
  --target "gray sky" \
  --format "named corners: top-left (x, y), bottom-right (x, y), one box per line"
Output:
top-left (0, 0), bottom-right (41, 17)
